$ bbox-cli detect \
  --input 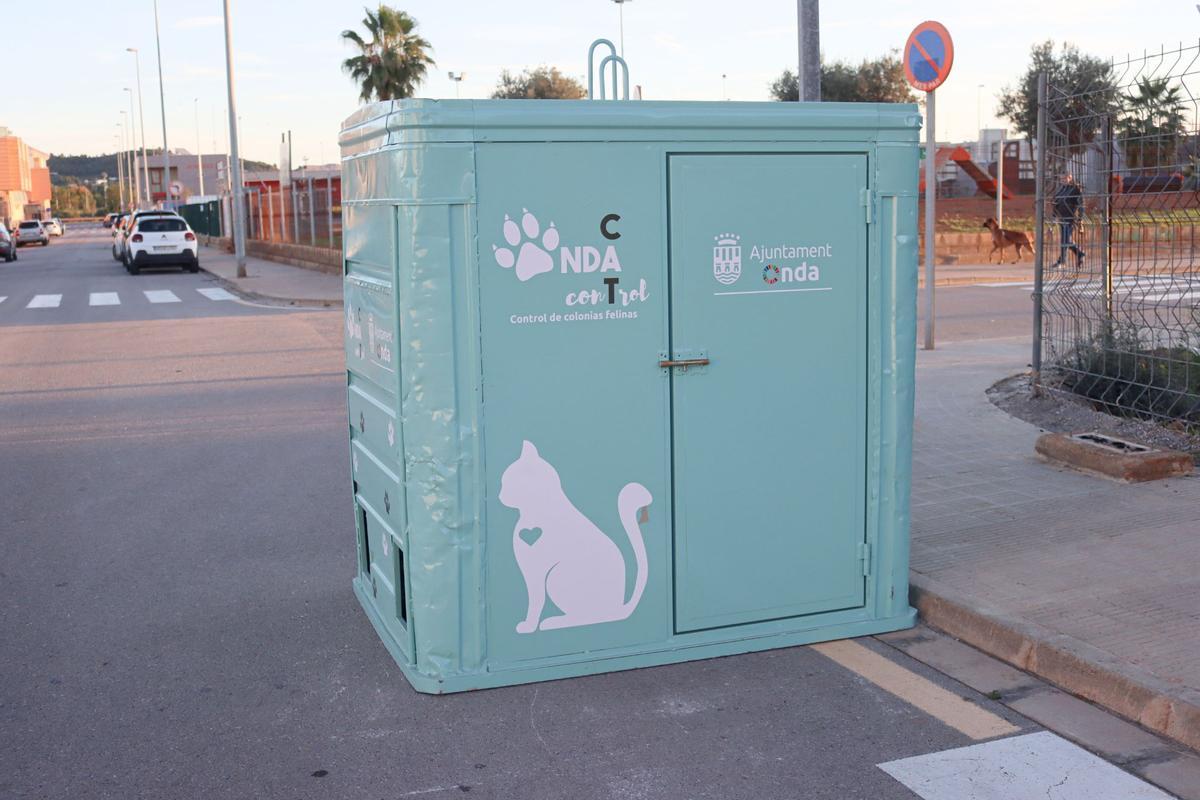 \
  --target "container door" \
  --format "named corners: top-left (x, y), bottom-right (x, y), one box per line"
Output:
top-left (668, 153), bottom-right (868, 633)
